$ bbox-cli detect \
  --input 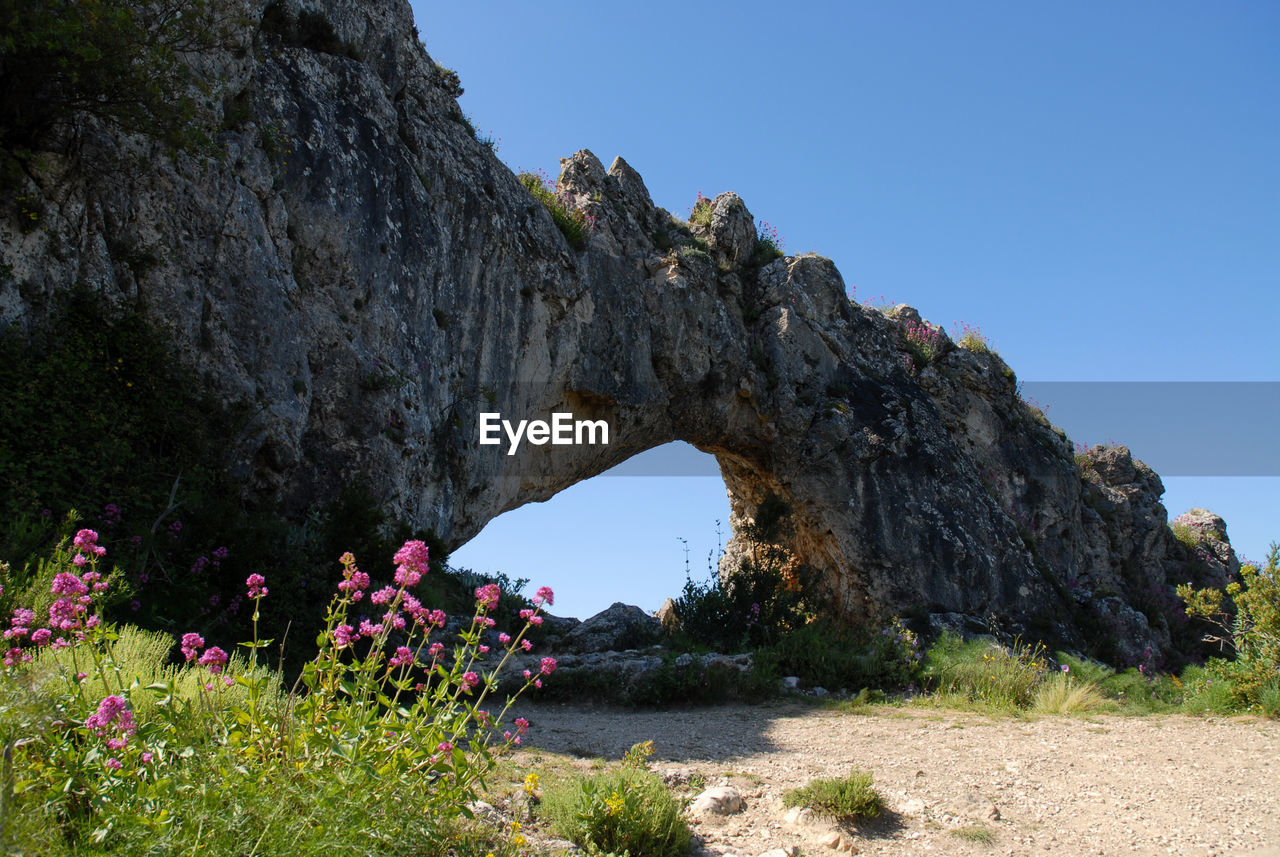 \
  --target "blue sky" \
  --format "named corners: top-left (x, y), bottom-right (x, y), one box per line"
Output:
top-left (410, 1), bottom-right (1279, 620)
